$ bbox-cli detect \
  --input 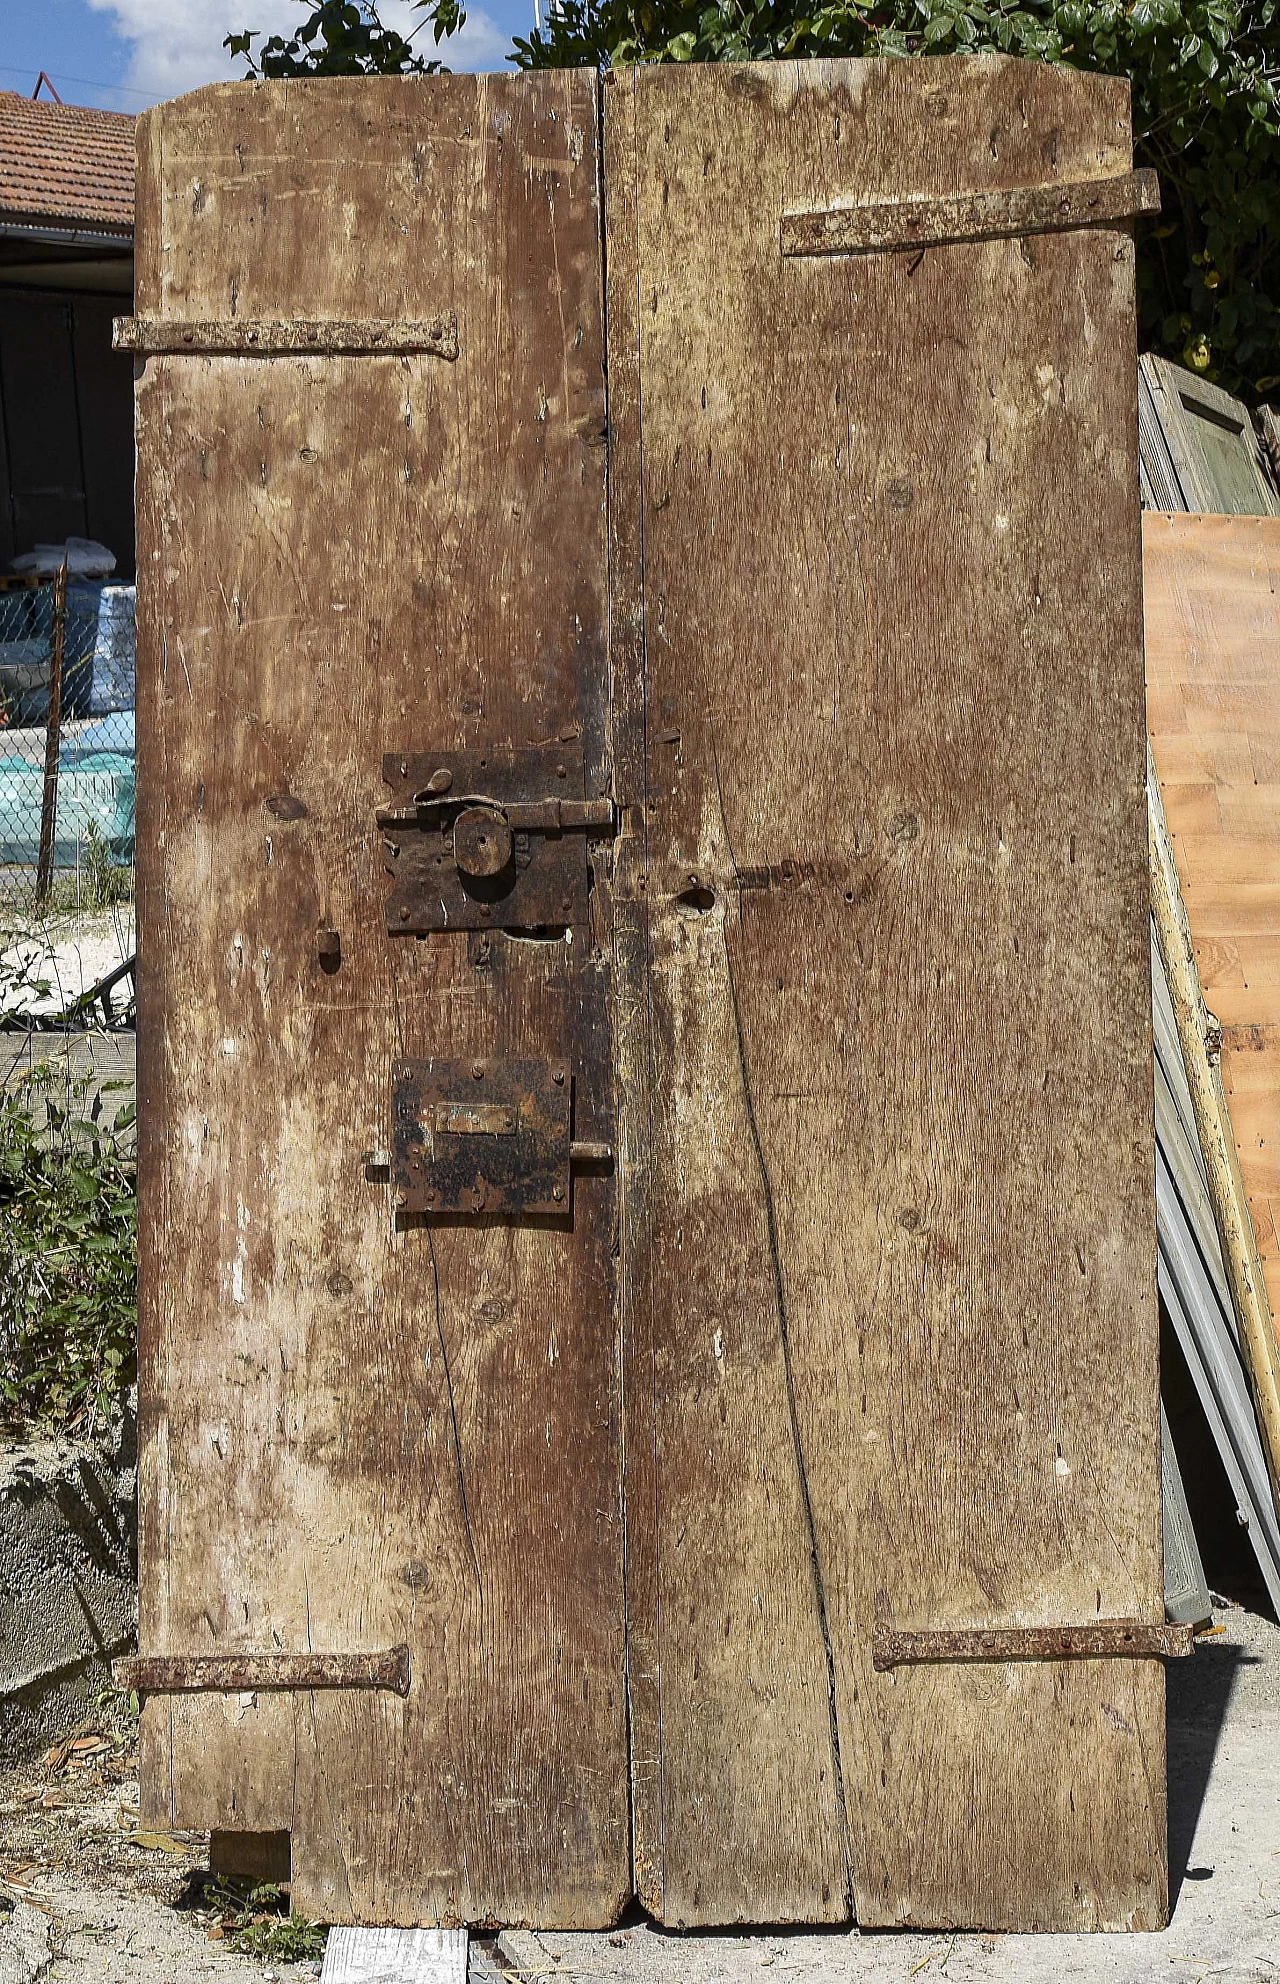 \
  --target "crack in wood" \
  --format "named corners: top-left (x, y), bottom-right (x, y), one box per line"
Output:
top-left (721, 929), bottom-right (854, 1912)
